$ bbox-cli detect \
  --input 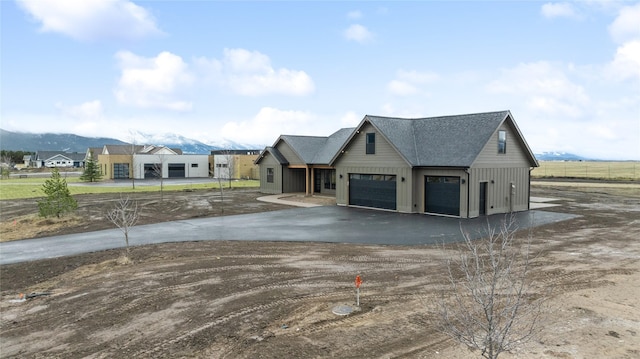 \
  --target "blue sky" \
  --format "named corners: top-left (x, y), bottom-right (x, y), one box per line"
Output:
top-left (1, 1), bottom-right (639, 160)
